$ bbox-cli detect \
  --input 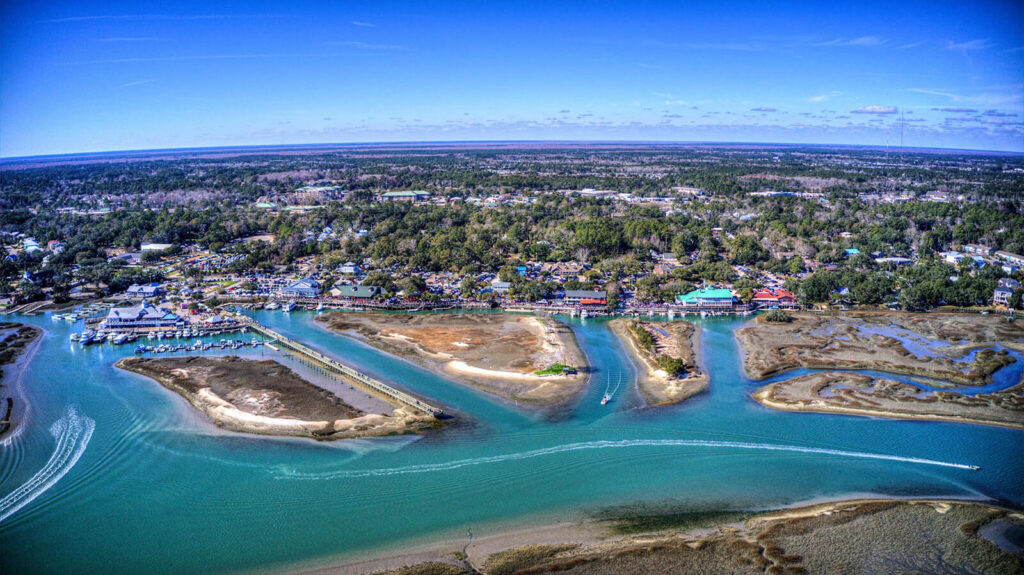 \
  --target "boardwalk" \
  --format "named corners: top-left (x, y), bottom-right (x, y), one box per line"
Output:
top-left (238, 317), bottom-right (445, 418)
